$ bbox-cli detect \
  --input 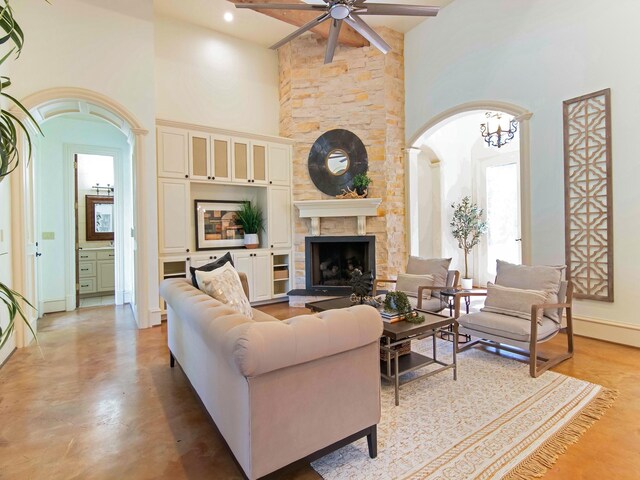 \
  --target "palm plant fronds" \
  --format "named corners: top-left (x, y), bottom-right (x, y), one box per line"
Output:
top-left (0, 282), bottom-right (37, 351)
top-left (235, 201), bottom-right (265, 235)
